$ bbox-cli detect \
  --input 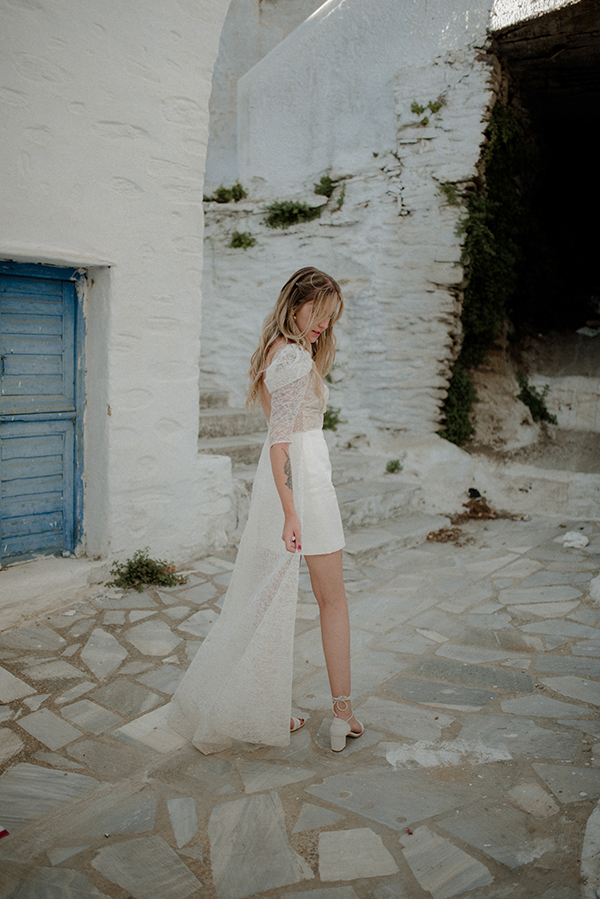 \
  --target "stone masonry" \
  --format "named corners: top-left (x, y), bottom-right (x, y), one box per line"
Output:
top-left (1, 514), bottom-right (600, 897)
